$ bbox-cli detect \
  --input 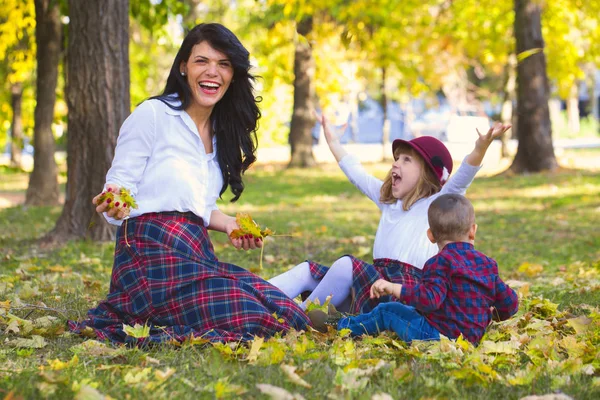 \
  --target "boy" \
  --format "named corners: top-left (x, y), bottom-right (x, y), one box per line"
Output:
top-left (308, 193), bottom-right (519, 344)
